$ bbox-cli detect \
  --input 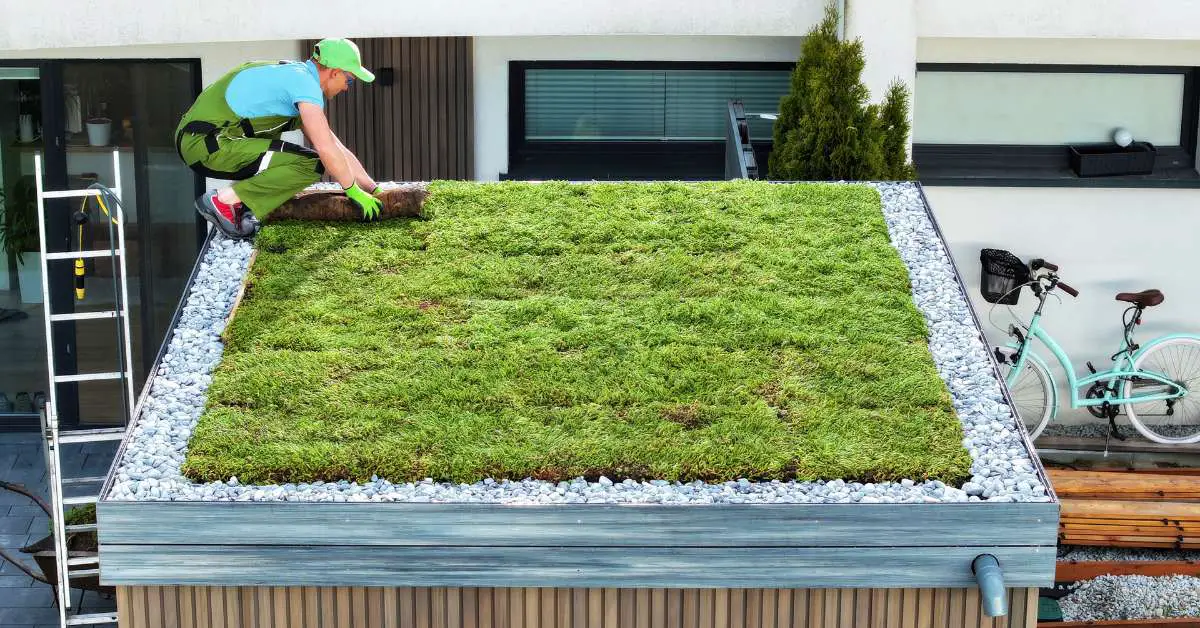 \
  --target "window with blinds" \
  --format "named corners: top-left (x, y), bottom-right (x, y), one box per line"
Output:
top-left (524, 68), bottom-right (791, 142)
